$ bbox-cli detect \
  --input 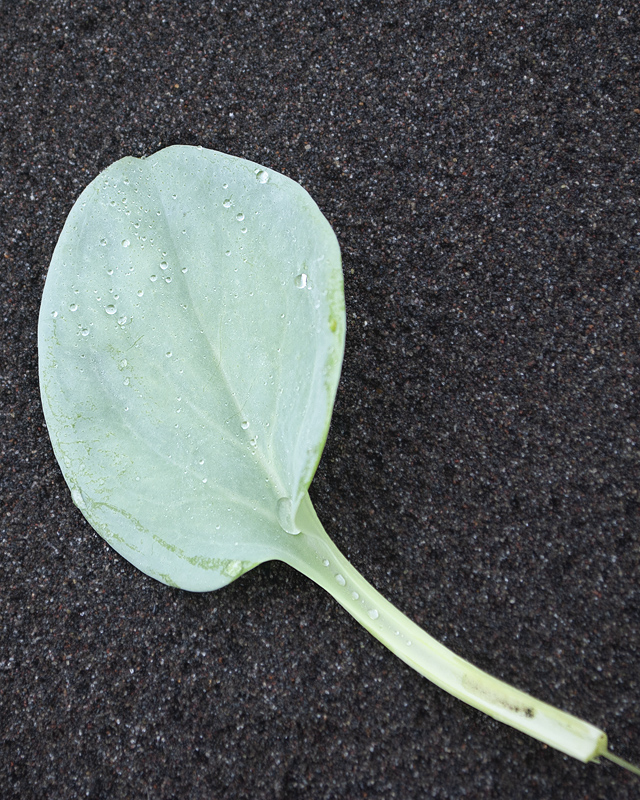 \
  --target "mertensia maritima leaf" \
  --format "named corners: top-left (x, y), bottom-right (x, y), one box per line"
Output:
top-left (38, 146), bottom-right (639, 774)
